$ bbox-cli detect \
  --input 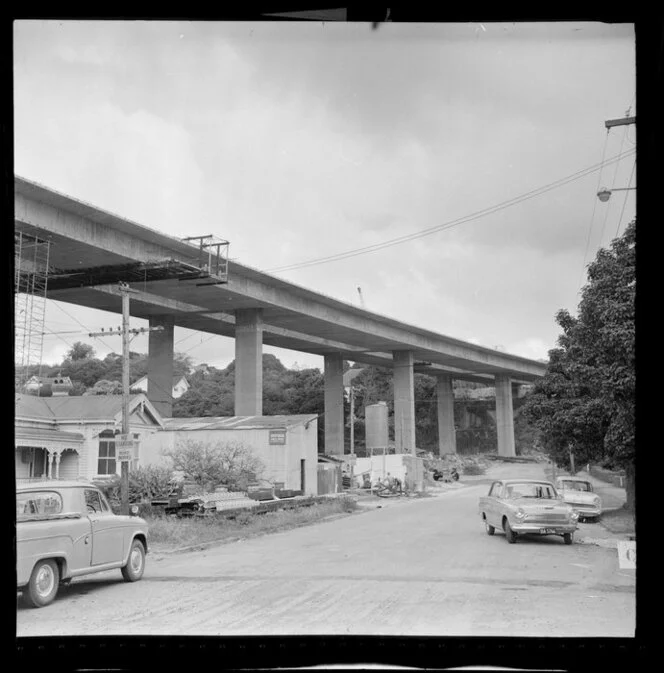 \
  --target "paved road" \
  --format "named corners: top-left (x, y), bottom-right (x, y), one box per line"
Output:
top-left (17, 478), bottom-right (635, 637)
